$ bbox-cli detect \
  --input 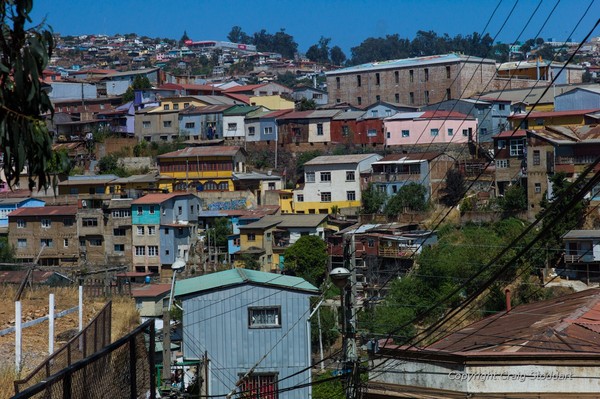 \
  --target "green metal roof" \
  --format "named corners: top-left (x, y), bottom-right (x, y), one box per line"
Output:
top-left (222, 105), bottom-right (259, 116)
top-left (174, 268), bottom-right (319, 298)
